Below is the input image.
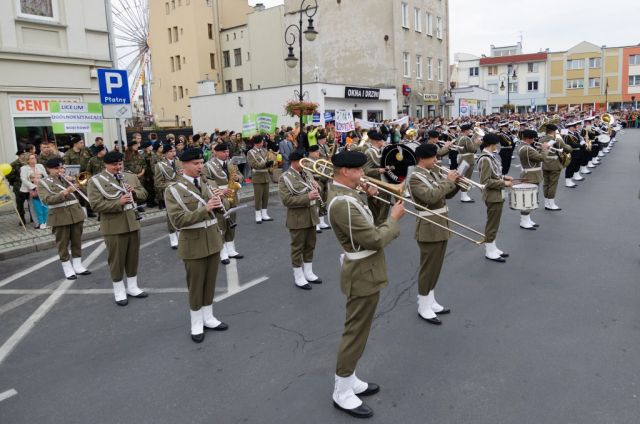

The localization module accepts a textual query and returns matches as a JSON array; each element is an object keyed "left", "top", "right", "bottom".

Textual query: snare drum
[
  {"left": 509, "top": 183, "right": 539, "bottom": 210},
  {"left": 597, "top": 134, "right": 611, "bottom": 144}
]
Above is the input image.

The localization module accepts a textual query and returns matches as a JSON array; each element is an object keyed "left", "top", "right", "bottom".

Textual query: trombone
[
  {"left": 304, "top": 159, "right": 486, "bottom": 245},
  {"left": 433, "top": 164, "right": 484, "bottom": 192},
  {"left": 533, "top": 141, "right": 564, "bottom": 154},
  {"left": 61, "top": 174, "right": 90, "bottom": 203}
]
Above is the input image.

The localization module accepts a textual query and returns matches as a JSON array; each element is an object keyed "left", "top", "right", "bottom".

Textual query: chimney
[{"left": 254, "top": 3, "right": 265, "bottom": 12}]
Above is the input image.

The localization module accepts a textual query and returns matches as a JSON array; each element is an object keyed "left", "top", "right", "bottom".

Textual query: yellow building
[{"left": 547, "top": 41, "right": 623, "bottom": 113}]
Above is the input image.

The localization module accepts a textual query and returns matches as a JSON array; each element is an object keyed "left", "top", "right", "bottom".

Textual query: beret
[
  {"left": 367, "top": 130, "right": 384, "bottom": 141},
  {"left": 427, "top": 130, "right": 440, "bottom": 139},
  {"left": 522, "top": 129, "right": 538, "bottom": 140},
  {"left": 214, "top": 143, "right": 229, "bottom": 151},
  {"left": 141, "top": 141, "right": 152, "bottom": 149},
  {"left": 460, "top": 124, "right": 472, "bottom": 131},
  {"left": 71, "top": 136, "right": 83, "bottom": 145},
  {"left": 415, "top": 143, "right": 438, "bottom": 159},
  {"left": 545, "top": 124, "right": 558, "bottom": 131},
  {"left": 289, "top": 151, "right": 304, "bottom": 162},
  {"left": 331, "top": 151, "right": 367, "bottom": 168},
  {"left": 307, "top": 144, "right": 320, "bottom": 152},
  {"left": 127, "top": 139, "right": 139, "bottom": 147},
  {"left": 104, "top": 151, "right": 124, "bottom": 164},
  {"left": 482, "top": 133, "right": 501, "bottom": 145},
  {"left": 45, "top": 158, "right": 64, "bottom": 168},
  {"left": 162, "top": 143, "right": 174, "bottom": 152},
  {"left": 179, "top": 148, "right": 204, "bottom": 162},
  {"left": 95, "top": 145, "right": 105, "bottom": 153}
]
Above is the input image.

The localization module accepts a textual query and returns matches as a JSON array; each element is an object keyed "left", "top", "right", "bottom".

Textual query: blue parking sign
[{"left": 97, "top": 69, "right": 130, "bottom": 105}]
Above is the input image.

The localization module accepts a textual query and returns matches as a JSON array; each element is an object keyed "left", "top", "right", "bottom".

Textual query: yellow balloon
[{"left": 0, "top": 163, "right": 12, "bottom": 176}]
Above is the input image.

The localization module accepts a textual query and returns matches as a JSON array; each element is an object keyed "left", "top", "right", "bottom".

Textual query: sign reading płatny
[{"left": 49, "top": 102, "right": 103, "bottom": 134}]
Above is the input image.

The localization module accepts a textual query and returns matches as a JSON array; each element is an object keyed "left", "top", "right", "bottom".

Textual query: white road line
[
  {"left": 0, "top": 288, "right": 189, "bottom": 295},
  {"left": 214, "top": 276, "right": 269, "bottom": 302},
  {"left": 0, "top": 243, "right": 105, "bottom": 366},
  {"left": 225, "top": 258, "right": 240, "bottom": 293},
  {"left": 0, "top": 388, "right": 18, "bottom": 402},
  {"left": 0, "top": 239, "right": 103, "bottom": 289},
  {"left": 141, "top": 234, "right": 168, "bottom": 249}
]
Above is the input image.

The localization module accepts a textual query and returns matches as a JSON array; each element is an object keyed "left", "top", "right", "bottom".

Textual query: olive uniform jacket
[
  {"left": 477, "top": 151, "right": 506, "bottom": 204},
  {"left": 408, "top": 166, "right": 458, "bottom": 242},
  {"left": 539, "top": 135, "right": 572, "bottom": 172},
  {"left": 37, "top": 175, "right": 86, "bottom": 227},
  {"left": 517, "top": 144, "right": 547, "bottom": 185},
  {"left": 278, "top": 168, "right": 320, "bottom": 230},
  {"left": 164, "top": 175, "right": 224, "bottom": 260},
  {"left": 246, "top": 148, "right": 270, "bottom": 184},
  {"left": 87, "top": 171, "right": 147, "bottom": 235},
  {"left": 202, "top": 157, "right": 239, "bottom": 189},
  {"left": 154, "top": 159, "right": 180, "bottom": 202},
  {"left": 363, "top": 146, "right": 383, "bottom": 180},
  {"left": 64, "top": 148, "right": 92, "bottom": 172},
  {"left": 457, "top": 135, "right": 477, "bottom": 168},
  {"left": 327, "top": 183, "right": 400, "bottom": 297}
]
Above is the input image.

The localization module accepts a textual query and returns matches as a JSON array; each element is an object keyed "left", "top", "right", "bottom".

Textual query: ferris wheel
[{"left": 111, "top": 0, "right": 151, "bottom": 116}]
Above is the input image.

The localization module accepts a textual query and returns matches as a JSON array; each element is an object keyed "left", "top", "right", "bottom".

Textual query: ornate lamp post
[{"left": 499, "top": 64, "right": 518, "bottom": 114}]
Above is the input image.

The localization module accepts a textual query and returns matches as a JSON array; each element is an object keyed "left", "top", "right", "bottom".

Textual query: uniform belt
[
  {"left": 310, "top": 200, "right": 317, "bottom": 206},
  {"left": 500, "top": 146, "right": 513, "bottom": 149},
  {"left": 48, "top": 200, "right": 79, "bottom": 209},
  {"left": 343, "top": 250, "right": 376, "bottom": 260},
  {"left": 253, "top": 169, "right": 269, "bottom": 172},
  {"left": 523, "top": 167, "right": 542, "bottom": 172},
  {"left": 218, "top": 184, "right": 228, "bottom": 189},
  {"left": 123, "top": 204, "right": 134, "bottom": 211},
  {"left": 418, "top": 206, "right": 448, "bottom": 217},
  {"left": 180, "top": 218, "right": 218, "bottom": 230},
  {"left": 459, "top": 153, "right": 474, "bottom": 157}
]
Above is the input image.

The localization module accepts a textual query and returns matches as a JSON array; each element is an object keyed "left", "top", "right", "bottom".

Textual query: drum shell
[{"left": 509, "top": 183, "right": 539, "bottom": 210}]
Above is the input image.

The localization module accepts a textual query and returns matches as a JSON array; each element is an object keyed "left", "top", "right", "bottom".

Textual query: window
[
  {"left": 208, "top": 24, "right": 213, "bottom": 39},
  {"left": 168, "top": 28, "right": 172, "bottom": 43},
  {"left": 223, "top": 50, "right": 230, "bottom": 68},
  {"left": 588, "top": 57, "right": 601, "bottom": 68},
  {"left": 508, "top": 82, "right": 518, "bottom": 93},
  {"left": 170, "top": 56, "right": 175, "bottom": 72},
  {"left": 225, "top": 80, "right": 233, "bottom": 92},
  {"left": 588, "top": 78, "right": 600, "bottom": 88},
  {"left": 487, "top": 65, "right": 498, "bottom": 75},
  {"left": 247, "top": 51, "right": 250, "bottom": 61},
  {"left": 236, "top": 78, "right": 244, "bottom": 91},
  {"left": 436, "top": 17, "right": 442, "bottom": 39},
  {"left": 19, "top": 0, "right": 56, "bottom": 20},
  {"left": 426, "top": 13, "right": 433, "bottom": 36},
  {"left": 165, "top": 2, "right": 169, "bottom": 14},
  {"left": 416, "top": 55, "right": 423, "bottom": 79},
  {"left": 209, "top": 53, "right": 215, "bottom": 69},
  {"left": 628, "top": 75, "right": 640, "bottom": 86},
  {"left": 172, "top": 86, "right": 177, "bottom": 101},
  {"left": 403, "top": 52, "right": 410, "bottom": 77},
  {"left": 527, "top": 81, "right": 539, "bottom": 91},
  {"left": 567, "top": 59, "right": 584, "bottom": 70},
  {"left": 437, "top": 59, "right": 443, "bottom": 81},
  {"left": 401, "top": 3, "right": 409, "bottom": 28},
  {"left": 566, "top": 79, "right": 584, "bottom": 89},
  {"left": 171, "top": 0, "right": 175, "bottom": 9},
  {"left": 172, "top": 26, "right": 178, "bottom": 42},
  {"left": 234, "top": 48, "right": 242, "bottom": 66},
  {"left": 179, "top": 86, "right": 184, "bottom": 99},
  {"left": 527, "top": 62, "right": 539, "bottom": 73},
  {"left": 174, "top": 55, "right": 181, "bottom": 70},
  {"left": 630, "top": 55, "right": 640, "bottom": 66},
  {"left": 185, "top": 88, "right": 189, "bottom": 95},
  {"left": 414, "top": 8, "right": 421, "bottom": 32},
  {"left": 427, "top": 57, "right": 433, "bottom": 80},
  {"left": 469, "top": 67, "right": 479, "bottom": 77}
]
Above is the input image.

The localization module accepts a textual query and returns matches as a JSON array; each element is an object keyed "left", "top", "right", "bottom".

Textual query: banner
[
  {"left": 242, "top": 113, "right": 257, "bottom": 137},
  {"left": 324, "top": 111, "right": 334, "bottom": 122},
  {"left": 256, "top": 113, "right": 277, "bottom": 133},
  {"left": 355, "top": 118, "right": 379, "bottom": 130},
  {"left": 335, "top": 109, "right": 355, "bottom": 133},
  {"left": 49, "top": 102, "right": 103, "bottom": 134}
]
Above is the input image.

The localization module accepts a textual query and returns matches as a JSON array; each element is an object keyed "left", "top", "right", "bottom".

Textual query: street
[{"left": 1, "top": 130, "right": 639, "bottom": 424}]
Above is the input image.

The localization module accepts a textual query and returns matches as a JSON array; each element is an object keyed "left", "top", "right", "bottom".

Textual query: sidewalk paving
[{"left": 0, "top": 183, "right": 278, "bottom": 260}]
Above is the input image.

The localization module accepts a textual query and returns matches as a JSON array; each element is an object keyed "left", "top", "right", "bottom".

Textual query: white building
[
  {"left": 449, "top": 86, "right": 492, "bottom": 118},
  {"left": 0, "top": 0, "right": 118, "bottom": 162}
]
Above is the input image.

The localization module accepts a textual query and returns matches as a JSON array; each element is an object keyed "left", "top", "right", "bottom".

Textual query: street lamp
[
  {"left": 284, "top": 0, "right": 319, "bottom": 132},
  {"left": 499, "top": 64, "right": 518, "bottom": 113}
]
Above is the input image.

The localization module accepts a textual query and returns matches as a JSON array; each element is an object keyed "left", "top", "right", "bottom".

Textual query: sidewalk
[{"left": 0, "top": 183, "right": 278, "bottom": 260}]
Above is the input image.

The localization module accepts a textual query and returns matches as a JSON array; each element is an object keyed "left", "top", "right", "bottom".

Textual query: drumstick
[{"left": 511, "top": 178, "right": 532, "bottom": 183}]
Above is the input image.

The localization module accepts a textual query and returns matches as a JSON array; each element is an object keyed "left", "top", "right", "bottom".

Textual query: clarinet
[{"left": 114, "top": 173, "right": 142, "bottom": 220}]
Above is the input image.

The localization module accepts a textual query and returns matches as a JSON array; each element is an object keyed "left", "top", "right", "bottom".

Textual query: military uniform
[
  {"left": 478, "top": 149, "right": 508, "bottom": 261},
  {"left": 124, "top": 151, "right": 146, "bottom": 176},
  {"left": 498, "top": 130, "right": 514, "bottom": 175},
  {"left": 517, "top": 143, "right": 547, "bottom": 229},
  {"left": 63, "top": 148, "right": 91, "bottom": 171},
  {"left": 86, "top": 156, "right": 105, "bottom": 176},
  {"left": 165, "top": 174, "right": 227, "bottom": 342},
  {"left": 408, "top": 165, "right": 458, "bottom": 323},
  {"left": 155, "top": 158, "right": 181, "bottom": 247},
  {"left": 278, "top": 166, "right": 321, "bottom": 289},
  {"left": 38, "top": 153, "right": 59, "bottom": 166},
  {"left": 87, "top": 170, "right": 148, "bottom": 305},
  {"left": 363, "top": 145, "right": 390, "bottom": 225},
  {"left": 143, "top": 151, "right": 156, "bottom": 207},
  {"left": 37, "top": 173, "right": 90, "bottom": 279},
  {"left": 247, "top": 146, "right": 272, "bottom": 222},
  {"left": 540, "top": 134, "right": 571, "bottom": 210},
  {"left": 564, "top": 130, "right": 583, "bottom": 186},
  {"left": 457, "top": 134, "right": 477, "bottom": 202}
]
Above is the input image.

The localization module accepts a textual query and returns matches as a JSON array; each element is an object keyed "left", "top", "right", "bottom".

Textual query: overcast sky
[{"left": 250, "top": 0, "right": 637, "bottom": 59}]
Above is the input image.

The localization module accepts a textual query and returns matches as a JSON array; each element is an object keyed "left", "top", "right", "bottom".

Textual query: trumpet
[
  {"left": 433, "top": 164, "right": 485, "bottom": 191},
  {"left": 305, "top": 159, "right": 486, "bottom": 245},
  {"left": 436, "top": 140, "right": 463, "bottom": 151},
  {"left": 533, "top": 141, "right": 564, "bottom": 154},
  {"left": 61, "top": 174, "right": 90, "bottom": 203}
]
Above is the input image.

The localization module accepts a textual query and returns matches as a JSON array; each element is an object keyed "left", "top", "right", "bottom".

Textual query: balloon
[{"left": 0, "top": 163, "right": 12, "bottom": 176}]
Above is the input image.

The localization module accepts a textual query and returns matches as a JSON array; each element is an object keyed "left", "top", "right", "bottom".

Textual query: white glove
[{"left": 580, "top": 140, "right": 586, "bottom": 146}]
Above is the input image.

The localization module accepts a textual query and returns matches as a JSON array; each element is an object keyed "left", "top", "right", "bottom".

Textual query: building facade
[{"left": 0, "top": 0, "right": 117, "bottom": 163}]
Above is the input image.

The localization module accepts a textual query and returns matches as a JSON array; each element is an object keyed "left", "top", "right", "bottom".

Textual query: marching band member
[
  {"left": 582, "top": 117, "right": 600, "bottom": 170},
  {"left": 363, "top": 130, "right": 390, "bottom": 226},
  {"left": 307, "top": 144, "right": 331, "bottom": 232},
  {"left": 576, "top": 120, "right": 593, "bottom": 177},
  {"left": 203, "top": 143, "right": 244, "bottom": 264},
  {"left": 408, "top": 144, "right": 458, "bottom": 325},
  {"left": 478, "top": 134, "right": 512, "bottom": 262},
  {"left": 165, "top": 148, "right": 228, "bottom": 343},
  {"left": 457, "top": 124, "right": 478, "bottom": 203},
  {"left": 447, "top": 124, "right": 460, "bottom": 170},
  {"left": 427, "top": 130, "right": 451, "bottom": 158},
  {"left": 564, "top": 121, "right": 583, "bottom": 187},
  {"left": 37, "top": 158, "right": 91, "bottom": 280},
  {"left": 517, "top": 130, "right": 548, "bottom": 230},
  {"left": 327, "top": 150, "right": 405, "bottom": 418},
  {"left": 247, "top": 135, "right": 273, "bottom": 224},
  {"left": 155, "top": 143, "right": 181, "bottom": 248},
  {"left": 498, "top": 122, "right": 514, "bottom": 176},
  {"left": 539, "top": 124, "right": 571, "bottom": 210},
  {"left": 87, "top": 151, "right": 148, "bottom": 306},
  {"left": 278, "top": 151, "right": 322, "bottom": 290}
]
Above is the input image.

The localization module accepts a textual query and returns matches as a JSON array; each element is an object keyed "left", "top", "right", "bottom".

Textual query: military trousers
[
  {"left": 336, "top": 291, "right": 380, "bottom": 377},
  {"left": 289, "top": 226, "right": 316, "bottom": 267},
  {"left": 499, "top": 148, "right": 513, "bottom": 175},
  {"left": 367, "top": 194, "right": 390, "bottom": 227},
  {"left": 460, "top": 163, "right": 475, "bottom": 193},
  {"left": 104, "top": 230, "right": 140, "bottom": 282},
  {"left": 484, "top": 201, "right": 503, "bottom": 243},
  {"left": 166, "top": 213, "right": 177, "bottom": 234},
  {"left": 253, "top": 182, "right": 270, "bottom": 210},
  {"left": 542, "top": 170, "right": 561, "bottom": 199},
  {"left": 53, "top": 221, "right": 84, "bottom": 262},
  {"left": 223, "top": 212, "right": 236, "bottom": 242},
  {"left": 417, "top": 240, "right": 448, "bottom": 295},
  {"left": 183, "top": 252, "right": 220, "bottom": 310}
]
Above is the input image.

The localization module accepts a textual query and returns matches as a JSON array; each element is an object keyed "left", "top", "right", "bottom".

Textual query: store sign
[
  {"left": 402, "top": 85, "right": 412, "bottom": 96},
  {"left": 423, "top": 93, "right": 440, "bottom": 103},
  {"left": 49, "top": 102, "right": 103, "bottom": 134},
  {"left": 10, "top": 96, "right": 82, "bottom": 115},
  {"left": 344, "top": 86, "right": 380, "bottom": 100}
]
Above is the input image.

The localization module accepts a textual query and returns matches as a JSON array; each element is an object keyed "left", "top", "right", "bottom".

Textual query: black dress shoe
[
  {"left": 229, "top": 254, "right": 244, "bottom": 259},
  {"left": 296, "top": 283, "right": 312, "bottom": 290},
  {"left": 418, "top": 313, "right": 442, "bottom": 325},
  {"left": 205, "top": 322, "right": 228, "bottom": 331},
  {"left": 116, "top": 299, "right": 128, "bottom": 306},
  {"left": 519, "top": 225, "right": 536, "bottom": 231},
  {"left": 256, "top": 221, "right": 262, "bottom": 224},
  {"left": 499, "top": 252, "right": 510, "bottom": 258},
  {"left": 307, "top": 278, "right": 322, "bottom": 284},
  {"left": 434, "top": 308, "right": 451, "bottom": 315},
  {"left": 221, "top": 258, "right": 231, "bottom": 265},
  {"left": 262, "top": 218, "right": 273, "bottom": 222},
  {"left": 128, "top": 291, "right": 148, "bottom": 298},
  {"left": 191, "top": 333, "right": 205, "bottom": 343},
  {"left": 78, "top": 270, "right": 91, "bottom": 276},
  {"left": 357, "top": 383, "right": 380, "bottom": 396},
  {"left": 66, "top": 275, "right": 77, "bottom": 280},
  {"left": 485, "top": 256, "right": 506, "bottom": 263},
  {"left": 171, "top": 246, "right": 178, "bottom": 250},
  {"left": 333, "top": 401, "right": 373, "bottom": 418},
  {"left": 533, "top": 224, "right": 539, "bottom": 228},
  {"left": 545, "top": 207, "right": 562, "bottom": 211},
  {"left": 316, "top": 228, "right": 322, "bottom": 233}
]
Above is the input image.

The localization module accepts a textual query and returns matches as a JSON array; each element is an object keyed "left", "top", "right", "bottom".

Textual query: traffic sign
[{"left": 97, "top": 69, "right": 130, "bottom": 105}]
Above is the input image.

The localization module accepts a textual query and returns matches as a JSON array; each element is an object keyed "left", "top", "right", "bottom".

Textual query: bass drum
[{"left": 381, "top": 142, "right": 419, "bottom": 182}]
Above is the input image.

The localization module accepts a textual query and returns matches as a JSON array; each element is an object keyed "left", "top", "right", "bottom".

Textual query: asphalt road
[{"left": 1, "top": 130, "right": 639, "bottom": 424}]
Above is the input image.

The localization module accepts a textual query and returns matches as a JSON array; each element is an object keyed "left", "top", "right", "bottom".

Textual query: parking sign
[{"left": 97, "top": 69, "right": 132, "bottom": 118}]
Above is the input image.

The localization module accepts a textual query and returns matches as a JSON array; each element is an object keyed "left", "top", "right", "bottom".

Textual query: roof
[{"left": 479, "top": 53, "right": 547, "bottom": 66}]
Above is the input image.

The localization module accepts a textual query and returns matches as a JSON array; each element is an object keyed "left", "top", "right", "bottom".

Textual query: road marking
[
  {"left": 0, "top": 239, "right": 103, "bottom": 289},
  {"left": 0, "top": 243, "right": 105, "bottom": 366},
  {"left": 225, "top": 258, "right": 241, "bottom": 293},
  {"left": 0, "top": 388, "right": 17, "bottom": 402},
  {"left": 215, "top": 276, "right": 269, "bottom": 302}
]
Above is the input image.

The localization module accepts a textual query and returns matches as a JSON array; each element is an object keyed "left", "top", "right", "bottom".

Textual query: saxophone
[{"left": 226, "top": 166, "right": 242, "bottom": 208}]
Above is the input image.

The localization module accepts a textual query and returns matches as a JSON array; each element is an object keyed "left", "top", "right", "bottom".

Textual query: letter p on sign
[{"left": 106, "top": 73, "right": 122, "bottom": 94}]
